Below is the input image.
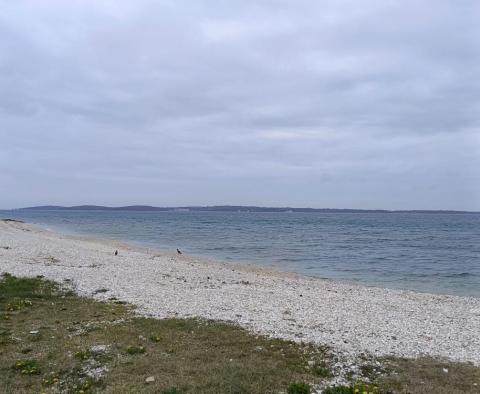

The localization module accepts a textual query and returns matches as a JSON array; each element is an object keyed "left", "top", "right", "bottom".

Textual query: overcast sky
[{"left": 1, "top": 0, "right": 479, "bottom": 210}]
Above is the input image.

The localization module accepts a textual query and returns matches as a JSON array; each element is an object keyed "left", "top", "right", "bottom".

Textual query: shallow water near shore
[{"left": 2, "top": 209, "right": 479, "bottom": 297}]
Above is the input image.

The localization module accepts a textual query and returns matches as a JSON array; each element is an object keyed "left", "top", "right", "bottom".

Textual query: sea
[{"left": 1, "top": 209, "right": 479, "bottom": 297}]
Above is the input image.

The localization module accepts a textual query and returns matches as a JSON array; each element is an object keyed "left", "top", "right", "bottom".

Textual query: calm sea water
[{"left": 2, "top": 210, "right": 479, "bottom": 297}]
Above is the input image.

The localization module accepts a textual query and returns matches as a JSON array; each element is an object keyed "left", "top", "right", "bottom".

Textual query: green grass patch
[
  {"left": 126, "top": 345, "right": 146, "bottom": 355},
  {"left": 0, "top": 273, "right": 59, "bottom": 301},
  {"left": 287, "top": 382, "right": 312, "bottom": 394}
]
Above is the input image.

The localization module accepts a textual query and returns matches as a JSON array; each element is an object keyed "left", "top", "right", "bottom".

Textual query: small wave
[
  {"left": 444, "top": 272, "right": 476, "bottom": 278},
  {"left": 206, "top": 246, "right": 239, "bottom": 251},
  {"left": 403, "top": 272, "right": 477, "bottom": 279}
]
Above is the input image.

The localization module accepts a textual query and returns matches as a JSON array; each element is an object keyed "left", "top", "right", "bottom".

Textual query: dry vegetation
[
  {"left": 0, "top": 273, "right": 478, "bottom": 394},
  {"left": 377, "top": 356, "right": 480, "bottom": 394}
]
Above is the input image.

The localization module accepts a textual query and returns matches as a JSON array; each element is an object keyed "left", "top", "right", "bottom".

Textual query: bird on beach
[
  {"left": 114, "top": 250, "right": 118, "bottom": 256},
  {"left": 177, "top": 248, "right": 182, "bottom": 255}
]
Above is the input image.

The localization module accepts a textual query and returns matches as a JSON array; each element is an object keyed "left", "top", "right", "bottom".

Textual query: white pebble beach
[{"left": 1, "top": 219, "right": 479, "bottom": 367}]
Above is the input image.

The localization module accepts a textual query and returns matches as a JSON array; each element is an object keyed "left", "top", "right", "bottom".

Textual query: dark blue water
[{"left": 2, "top": 210, "right": 479, "bottom": 297}]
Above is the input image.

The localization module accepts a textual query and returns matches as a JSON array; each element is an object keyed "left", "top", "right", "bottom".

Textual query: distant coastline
[{"left": 11, "top": 205, "right": 480, "bottom": 214}]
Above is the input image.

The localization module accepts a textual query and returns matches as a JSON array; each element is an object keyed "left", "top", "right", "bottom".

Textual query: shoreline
[
  {"left": 8, "top": 219, "right": 479, "bottom": 302},
  {"left": 1, "top": 219, "right": 479, "bottom": 367},
  {"left": 8, "top": 218, "right": 478, "bottom": 300}
]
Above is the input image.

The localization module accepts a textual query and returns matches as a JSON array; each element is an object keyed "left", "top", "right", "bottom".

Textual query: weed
[
  {"left": 313, "top": 366, "right": 331, "bottom": 377},
  {"left": 126, "top": 345, "right": 146, "bottom": 355},
  {"left": 150, "top": 334, "right": 162, "bottom": 342},
  {"left": 13, "top": 359, "right": 40, "bottom": 375},
  {"left": 75, "top": 350, "right": 93, "bottom": 360},
  {"left": 287, "top": 382, "right": 311, "bottom": 394},
  {"left": 5, "top": 299, "right": 33, "bottom": 311}
]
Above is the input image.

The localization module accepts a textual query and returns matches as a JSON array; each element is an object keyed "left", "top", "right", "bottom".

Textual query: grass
[
  {"left": 125, "top": 345, "right": 146, "bottom": 355},
  {"left": 287, "top": 382, "right": 312, "bottom": 394},
  {"left": 0, "top": 273, "right": 479, "bottom": 394},
  {"left": 0, "top": 273, "right": 330, "bottom": 393}
]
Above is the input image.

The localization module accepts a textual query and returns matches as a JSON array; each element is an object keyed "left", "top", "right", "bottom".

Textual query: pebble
[{"left": 90, "top": 345, "right": 109, "bottom": 354}]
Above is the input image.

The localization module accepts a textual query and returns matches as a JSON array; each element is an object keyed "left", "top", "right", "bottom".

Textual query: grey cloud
[{"left": 0, "top": 0, "right": 479, "bottom": 209}]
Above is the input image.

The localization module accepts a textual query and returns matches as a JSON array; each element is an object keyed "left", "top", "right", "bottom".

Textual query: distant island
[{"left": 15, "top": 205, "right": 478, "bottom": 214}]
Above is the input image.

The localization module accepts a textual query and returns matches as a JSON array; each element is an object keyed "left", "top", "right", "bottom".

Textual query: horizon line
[{"left": 3, "top": 204, "right": 479, "bottom": 214}]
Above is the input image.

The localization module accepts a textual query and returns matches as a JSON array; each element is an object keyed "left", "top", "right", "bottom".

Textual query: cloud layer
[{"left": 1, "top": 0, "right": 479, "bottom": 209}]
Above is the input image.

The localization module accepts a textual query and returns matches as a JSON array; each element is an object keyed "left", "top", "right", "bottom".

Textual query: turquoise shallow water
[{"left": 2, "top": 210, "right": 479, "bottom": 297}]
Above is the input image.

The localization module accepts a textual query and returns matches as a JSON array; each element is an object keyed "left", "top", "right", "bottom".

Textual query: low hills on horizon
[{"left": 13, "top": 205, "right": 478, "bottom": 214}]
